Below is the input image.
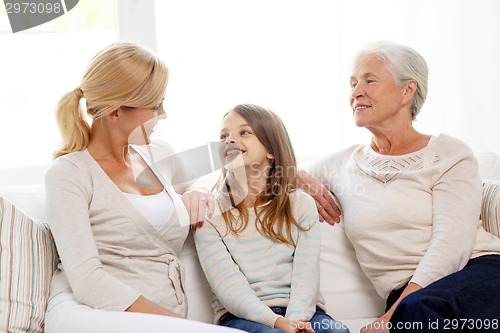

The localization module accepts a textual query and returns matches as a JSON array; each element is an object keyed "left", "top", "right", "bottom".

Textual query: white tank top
[{"left": 123, "top": 189, "right": 174, "bottom": 230}]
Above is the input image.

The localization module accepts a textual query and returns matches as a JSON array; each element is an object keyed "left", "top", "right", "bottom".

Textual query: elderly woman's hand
[
  {"left": 297, "top": 170, "right": 341, "bottom": 225},
  {"left": 360, "top": 315, "right": 391, "bottom": 333},
  {"left": 181, "top": 190, "right": 215, "bottom": 229}
]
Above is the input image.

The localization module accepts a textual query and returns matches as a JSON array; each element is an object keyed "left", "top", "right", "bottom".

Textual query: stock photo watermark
[
  {"left": 363, "top": 318, "right": 499, "bottom": 331},
  {"left": 3, "top": 0, "right": 79, "bottom": 33}
]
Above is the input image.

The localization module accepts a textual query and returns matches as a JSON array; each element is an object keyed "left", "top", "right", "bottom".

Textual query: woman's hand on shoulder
[
  {"left": 181, "top": 190, "right": 215, "bottom": 229},
  {"left": 297, "top": 170, "right": 341, "bottom": 225}
]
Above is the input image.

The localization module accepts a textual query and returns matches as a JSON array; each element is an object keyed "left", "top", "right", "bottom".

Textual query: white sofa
[{"left": 1, "top": 154, "right": 499, "bottom": 333}]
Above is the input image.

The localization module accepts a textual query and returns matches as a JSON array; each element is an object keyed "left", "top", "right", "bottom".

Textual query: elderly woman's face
[{"left": 349, "top": 55, "right": 408, "bottom": 129}]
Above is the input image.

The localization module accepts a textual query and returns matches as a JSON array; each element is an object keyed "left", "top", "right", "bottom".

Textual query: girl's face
[{"left": 219, "top": 112, "right": 274, "bottom": 175}]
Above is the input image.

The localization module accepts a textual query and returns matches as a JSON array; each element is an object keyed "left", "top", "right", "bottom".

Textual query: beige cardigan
[{"left": 44, "top": 142, "right": 197, "bottom": 316}]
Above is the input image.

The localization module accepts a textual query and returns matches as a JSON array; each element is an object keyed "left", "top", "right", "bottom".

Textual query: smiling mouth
[
  {"left": 225, "top": 148, "right": 244, "bottom": 157},
  {"left": 354, "top": 105, "right": 371, "bottom": 112}
]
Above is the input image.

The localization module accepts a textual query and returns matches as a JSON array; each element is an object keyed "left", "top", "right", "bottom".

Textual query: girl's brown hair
[{"left": 216, "top": 104, "right": 306, "bottom": 246}]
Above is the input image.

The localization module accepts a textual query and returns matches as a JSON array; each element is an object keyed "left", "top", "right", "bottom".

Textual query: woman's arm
[
  {"left": 46, "top": 158, "right": 183, "bottom": 316},
  {"left": 411, "top": 144, "right": 481, "bottom": 288},
  {"left": 362, "top": 140, "right": 482, "bottom": 333},
  {"left": 181, "top": 190, "right": 214, "bottom": 227},
  {"left": 126, "top": 296, "right": 183, "bottom": 317},
  {"left": 45, "top": 159, "right": 140, "bottom": 311},
  {"left": 297, "top": 170, "right": 341, "bottom": 225},
  {"left": 361, "top": 282, "right": 422, "bottom": 333},
  {"left": 133, "top": 141, "right": 215, "bottom": 225}
]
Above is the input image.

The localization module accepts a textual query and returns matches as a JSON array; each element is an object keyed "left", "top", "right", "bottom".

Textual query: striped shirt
[{"left": 194, "top": 190, "right": 325, "bottom": 328}]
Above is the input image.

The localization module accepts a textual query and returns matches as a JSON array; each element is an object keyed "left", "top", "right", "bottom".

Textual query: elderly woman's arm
[
  {"left": 360, "top": 282, "right": 422, "bottom": 333},
  {"left": 362, "top": 139, "right": 482, "bottom": 333},
  {"left": 296, "top": 170, "right": 341, "bottom": 225},
  {"left": 411, "top": 142, "right": 481, "bottom": 288}
]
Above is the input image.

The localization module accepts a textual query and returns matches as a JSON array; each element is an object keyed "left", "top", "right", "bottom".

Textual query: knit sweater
[
  {"left": 307, "top": 134, "right": 500, "bottom": 299},
  {"left": 194, "top": 190, "right": 326, "bottom": 328},
  {"left": 44, "top": 142, "right": 195, "bottom": 316}
]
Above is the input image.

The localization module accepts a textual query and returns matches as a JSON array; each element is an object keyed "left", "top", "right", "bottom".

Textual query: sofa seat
[{"left": 1, "top": 163, "right": 499, "bottom": 332}]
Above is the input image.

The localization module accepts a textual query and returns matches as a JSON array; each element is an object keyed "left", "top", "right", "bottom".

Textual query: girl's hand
[
  {"left": 293, "top": 319, "right": 316, "bottom": 333},
  {"left": 275, "top": 317, "right": 315, "bottom": 333},
  {"left": 181, "top": 190, "right": 215, "bottom": 229}
]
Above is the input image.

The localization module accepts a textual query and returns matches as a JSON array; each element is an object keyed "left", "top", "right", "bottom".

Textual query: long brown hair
[
  {"left": 216, "top": 104, "right": 306, "bottom": 246},
  {"left": 53, "top": 42, "right": 168, "bottom": 159}
]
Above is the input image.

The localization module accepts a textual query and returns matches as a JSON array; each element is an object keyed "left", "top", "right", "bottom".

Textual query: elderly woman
[{"left": 299, "top": 41, "right": 500, "bottom": 332}]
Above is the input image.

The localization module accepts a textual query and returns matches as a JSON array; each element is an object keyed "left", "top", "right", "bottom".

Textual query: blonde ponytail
[{"left": 53, "top": 88, "right": 90, "bottom": 159}]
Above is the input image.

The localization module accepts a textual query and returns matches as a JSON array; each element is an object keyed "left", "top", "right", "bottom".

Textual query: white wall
[
  {"left": 1, "top": 0, "right": 499, "bottom": 176},
  {"left": 151, "top": 0, "right": 500, "bottom": 160}
]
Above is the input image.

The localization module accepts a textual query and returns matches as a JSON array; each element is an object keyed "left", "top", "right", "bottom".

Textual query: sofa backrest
[{"left": 0, "top": 152, "right": 499, "bottom": 332}]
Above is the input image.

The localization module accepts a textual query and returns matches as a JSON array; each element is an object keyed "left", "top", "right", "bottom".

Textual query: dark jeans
[
  {"left": 218, "top": 306, "right": 350, "bottom": 333},
  {"left": 387, "top": 254, "right": 500, "bottom": 332}
]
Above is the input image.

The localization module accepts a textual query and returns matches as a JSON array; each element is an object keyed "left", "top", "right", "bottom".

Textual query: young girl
[{"left": 194, "top": 104, "right": 349, "bottom": 333}]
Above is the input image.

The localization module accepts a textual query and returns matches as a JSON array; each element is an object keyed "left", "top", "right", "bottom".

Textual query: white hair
[{"left": 353, "top": 41, "right": 429, "bottom": 120}]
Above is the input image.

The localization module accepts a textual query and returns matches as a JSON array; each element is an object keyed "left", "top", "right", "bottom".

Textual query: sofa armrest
[{"left": 481, "top": 179, "right": 500, "bottom": 237}]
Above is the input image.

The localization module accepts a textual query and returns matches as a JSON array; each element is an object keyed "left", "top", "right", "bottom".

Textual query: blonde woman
[
  {"left": 194, "top": 104, "right": 349, "bottom": 333},
  {"left": 44, "top": 42, "right": 242, "bottom": 333}
]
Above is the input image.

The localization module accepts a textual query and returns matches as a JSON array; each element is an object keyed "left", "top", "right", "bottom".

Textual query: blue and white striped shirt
[{"left": 194, "top": 190, "right": 326, "bottom": 328}]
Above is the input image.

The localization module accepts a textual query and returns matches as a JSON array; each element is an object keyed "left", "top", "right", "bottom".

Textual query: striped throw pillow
[
  {"left": 481, "top": 180, "right": 500, "bottom": 237},
  {"left": 0, "top": 197, "right": 57, "bottom": 333}
]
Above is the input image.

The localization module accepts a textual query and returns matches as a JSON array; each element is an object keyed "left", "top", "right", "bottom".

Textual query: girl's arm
[
  {"left": 194, "top": 220, "right": 282, "bottom": 328},
  {"left": 285, "top": 192, "right": 321, "bottom": 321}
]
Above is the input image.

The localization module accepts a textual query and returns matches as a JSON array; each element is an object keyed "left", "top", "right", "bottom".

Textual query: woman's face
[
  {"left": 124, "top": 100, "right": 166, "bottom": 145},
  {"left": 349, "top": 55, "right": 408, "bottom": 130}
]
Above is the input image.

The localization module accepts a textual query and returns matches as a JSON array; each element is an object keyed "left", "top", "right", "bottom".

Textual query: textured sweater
[
  {"left": 307, "top": 134, "right": 500, "bottom": 299},
  {"left": 44, "top": 142, "right": 196, "bottom": 316},
  {"left": 194, "top": 190, "right": 326, "bottom": 328}
]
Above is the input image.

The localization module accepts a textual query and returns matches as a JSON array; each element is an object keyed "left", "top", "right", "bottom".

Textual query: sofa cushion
[
  {"left": 179, "top": 232, "right": 214, "bottom": 323},
  {"left": 0, "top": 185, "right": 45, "bottom": 220},
  {"left": 482, "top": 180, "right": 500, "bottom": 237},
  {"left": 319, "top": 222, "right": 385, "bottom": 320},
  {"left": 477, "top": 151, "right": 500, "bottom": 180},
  {"left": 0, "top": 197, "right": 57, "bottom": 333}
]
